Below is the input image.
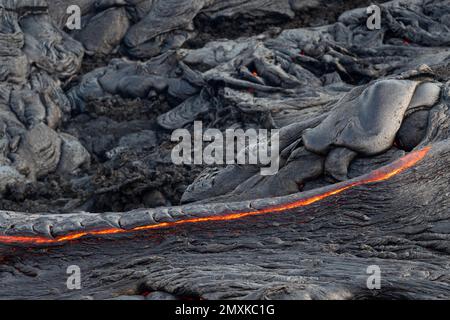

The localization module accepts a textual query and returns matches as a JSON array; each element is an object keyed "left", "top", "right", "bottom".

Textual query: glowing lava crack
[{"left": 0, "top": 147, "right": 431, "bottom": 246}]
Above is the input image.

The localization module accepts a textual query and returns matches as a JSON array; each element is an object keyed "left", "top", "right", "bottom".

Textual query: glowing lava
[{"left": 0, "top": 147, "right": 431, "bottom": 246}]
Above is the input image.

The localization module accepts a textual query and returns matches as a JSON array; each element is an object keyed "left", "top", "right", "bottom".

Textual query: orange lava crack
[{"left": 0, "top": 146, "right": 431, "bottom": 245}]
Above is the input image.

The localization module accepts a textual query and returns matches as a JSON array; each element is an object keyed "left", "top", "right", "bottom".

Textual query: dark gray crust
[
  {"left": 0, "top": 142, "right": 449, "bottom": 299},
  {"left": 0, "top": 0, "right": 450, "bottom": 300}
]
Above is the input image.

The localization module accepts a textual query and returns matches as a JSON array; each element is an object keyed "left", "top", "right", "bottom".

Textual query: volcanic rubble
[{"left": 0, "top": 0, "right": 450, "bottom": 300}]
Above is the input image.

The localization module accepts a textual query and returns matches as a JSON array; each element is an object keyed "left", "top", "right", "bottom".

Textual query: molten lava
[{"left": 0, "top": 147, "right": 431, "bottom": 246}]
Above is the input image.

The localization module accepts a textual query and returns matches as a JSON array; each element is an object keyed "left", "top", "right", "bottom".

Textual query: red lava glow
[{"left": 0, "top": 147, "right": 431, "bottom": 246}]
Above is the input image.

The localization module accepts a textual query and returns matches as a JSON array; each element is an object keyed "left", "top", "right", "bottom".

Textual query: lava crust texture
[{"left": 0, "top": 0, "right": 450, "bottom": 300}]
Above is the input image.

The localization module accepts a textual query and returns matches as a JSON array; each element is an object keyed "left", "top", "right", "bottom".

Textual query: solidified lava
[
  {"left": 0, "top": 146, "right": 431, "bottom": 245},
  {"left": 0, "top": 0, "right": 450, "bottom": 301}
]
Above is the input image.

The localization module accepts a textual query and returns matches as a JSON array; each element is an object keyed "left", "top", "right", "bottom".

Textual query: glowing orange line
[{"left": 0, "top": 147, "right": 431, "bottom": 246}]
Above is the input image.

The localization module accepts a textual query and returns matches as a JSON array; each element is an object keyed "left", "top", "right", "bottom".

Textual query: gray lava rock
[
  {"left": 324, "top": 147, "right": 358, "bottom": 181},
  {"left": 303, "top": 80, "right": 419, "bottom": 156},
  {"left": 15, "top": 123, "right": 62, "bottom": 179},
  {"left": 20, "top": 14, "right": 84, "bottom": 78},
  {"left": 123, "top": 0, "right": 209, "bottom": 58},
  {"left": 75, "top": 7, "right": 130, "bottom": 55},
  {"left": 146, "top": 291, "right": 179, "bottom": 300},
  {"left": 57, "top": 133, "right": 91, "bottom": 175},
  {"left": 1, "top": 0, "right": 450, "bottom": 302},
  {"left": 397, "top": 110, "right": 430, "bottom": 151},
  {"left": 0, "top": 165, "right": 26, "bottom": 193}
]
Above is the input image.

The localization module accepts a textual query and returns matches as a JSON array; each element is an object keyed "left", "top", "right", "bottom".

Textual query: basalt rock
[
  {"left": 68, "top": 52, "right": 203, "bottom": 112},
  {"left": 1, "top": 0, "right": 450, "bottom": 301},
  {"left": 0, "top": 1, "right": 89, "bottom": 194},
  {"left": 175, "top": 0, "right": 450, "bottom": 203},
  {"left": 46, "top": 0, "right": 328, "bottom": 58}
]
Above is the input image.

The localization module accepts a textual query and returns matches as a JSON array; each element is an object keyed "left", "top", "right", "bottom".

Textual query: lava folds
[{"left": 0, "top": 146, "right": 431, "bottom": 246}]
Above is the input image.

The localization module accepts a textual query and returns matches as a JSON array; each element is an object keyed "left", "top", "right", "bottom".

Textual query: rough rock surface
[{"left": 0, "top": 0, "right": 450, "bottom": 300}]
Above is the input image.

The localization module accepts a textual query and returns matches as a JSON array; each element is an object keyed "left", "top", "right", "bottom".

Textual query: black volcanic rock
[{"left": 0, "top": 0, "right": 450, "bottom": 301}]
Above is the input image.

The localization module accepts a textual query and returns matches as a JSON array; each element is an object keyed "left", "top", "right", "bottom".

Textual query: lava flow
[{"left": 0, "top": 146, "right": 431, "bottom": 246}]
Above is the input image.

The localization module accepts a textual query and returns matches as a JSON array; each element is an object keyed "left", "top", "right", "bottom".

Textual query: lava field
[{"left": 0, "top": 0, "right": 450, "bottom": 300}]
